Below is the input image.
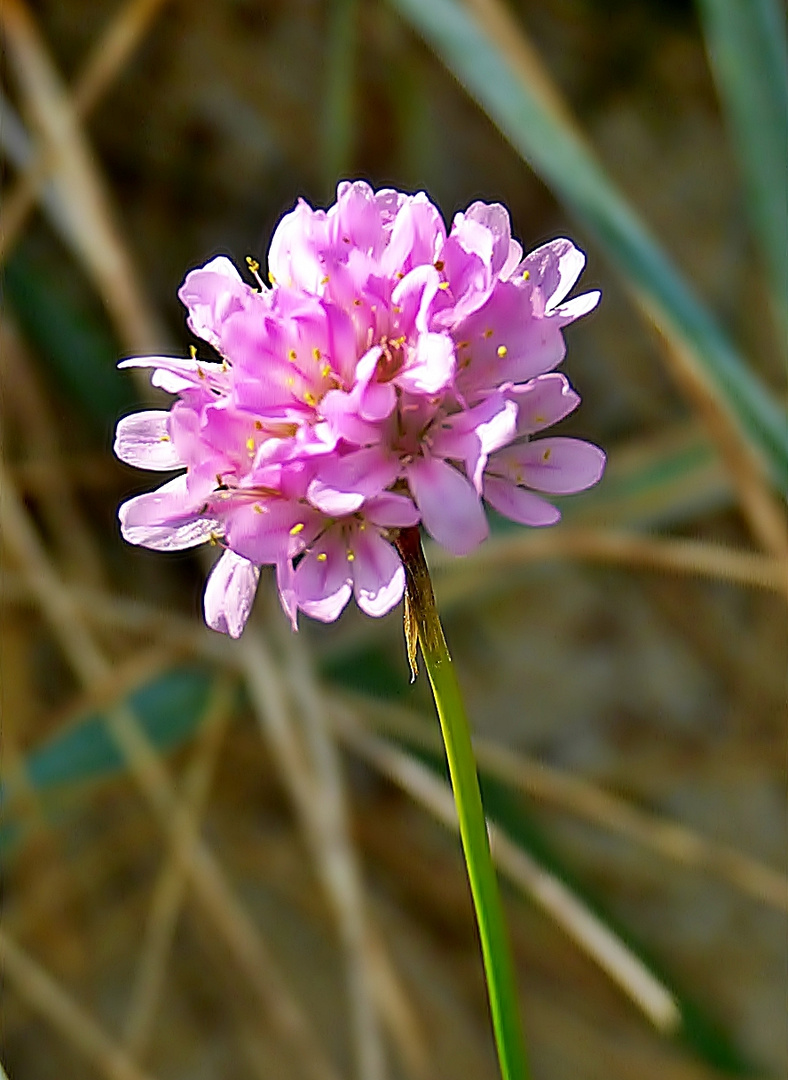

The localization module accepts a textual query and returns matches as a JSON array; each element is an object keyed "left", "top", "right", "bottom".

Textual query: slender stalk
[{"left": 396, "top": 527, "right": 530, "bottom": 1080}]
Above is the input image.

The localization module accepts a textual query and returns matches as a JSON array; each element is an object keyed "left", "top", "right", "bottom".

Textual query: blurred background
[{"left": 1, "top": 1, "right": 786, "bottom": 1078}]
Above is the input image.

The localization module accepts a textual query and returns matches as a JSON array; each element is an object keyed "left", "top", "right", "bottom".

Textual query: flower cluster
[{"left": 116, "top": 182, "right": 604, "bottom": 635}]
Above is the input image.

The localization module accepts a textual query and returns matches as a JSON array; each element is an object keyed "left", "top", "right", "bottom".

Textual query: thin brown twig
[
  {"left": 0, "top": 930, "right": 158, "bottom": 1080},
  {"left": 0, "top": 462, "right": 340, "bottom": 1080}
]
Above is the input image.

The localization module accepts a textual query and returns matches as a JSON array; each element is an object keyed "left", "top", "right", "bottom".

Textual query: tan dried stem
[
  {"left": 121, "top": 679, "right": 235, "bottom": 1059},
  {"left": 344, "top": 694, "right": 788, "bottom": 914},
  {"left": 0, "top": 0, "right": 167, "bottom": 354},
  {"left": 333, "top": 710, "right": 682, "bottom": 1034},
  {"left": 0, "top": 930, "right": 157, "bottom": 1080},
  {"left": 0, "top": 0, "right": 170, "bottom": 273},
  {"left": 427, "top": 527, "right": 788, "bottom": 606},
  {"left": 239, "top": 620, "right": 387, "bottom": 1080},
  {"left": 0, "top": 462, "right": 340, "bottom": 1080},
  {"left": 0, "top": 316, "right": 107, "bottom": 587}
]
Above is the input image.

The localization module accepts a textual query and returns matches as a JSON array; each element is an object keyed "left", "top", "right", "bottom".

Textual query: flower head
[{"left": 116, "top": 182, "right": 604, "bottom": 635}]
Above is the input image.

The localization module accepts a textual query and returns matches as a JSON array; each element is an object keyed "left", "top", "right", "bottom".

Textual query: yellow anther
[
  {"left": 312, "top": 347, "right": 321, "bottom": 360},
  {"left": 304, "top": 391, "right": 317, "bottom": 407},
  {"left": 255, "top": 419, "right": 263, "bottom": 430},
  {"left": 321, "top": 364, "right": 332, "bottom": 378},
  {"left": 497, "top": 345, "right": 508, "bottom": 358},
  {"left": 438, "top": 281, "right": 450, "bottom": 291},
  {"left": 253, "top": 503, "right": 264, "bottom": 514},
  {"left": 268, "top": 270, "right": 276, "bottom": 285},
  {"left": 353, "top": 298, "right": 362, "bottom": 306},
  {"left": 542, "top": 448, "right": 552, "bottom": 461},
  {"left": 197, "top": 365, "right": 206, "bottom": 379},
  {"left": 395, "top": 272, "right": 404, "bottom": 280},
  {"left": 159, "top": 434, "right": 171, "bottom": 442},
  {"left": 392, "top": 305, "right": 402, "bottom": 314},
  {"left": 286, "top": 376, "right": 295, "bottom": 387},
  {"left": 320, "top": 275, "right": 330, "bottom": 285},
  {"left": 346, "top": 550, "right": 355, "bottom": 562},
  {"left": 534, "top": 414, "right": 546, "bottom": 425},
  {"left": 289, "top": 522, "right": 305, "bottom": 535},
  {"left": 434, "top": 259, "right": 445, "bottom": 271},
  {"left": 288, "top": 348, "right": 297, "bottom": 361},
  {"left": 209, "top": 531, "right": 221, "bottom": 546},
  {"left": 190, "top": 345, "right": 198, "bottom": 360},
  {"left": 246, "top": 437, "right": 256, "bottom": 452},
  {"left": 457, "top": 340, "right": 469, "bottom": 349},
  {"left": 246, "top": 256, "right": 260, "bottom": 273},
  {"left": 522, "top": 269, "right": 530, "bottom": 281},
  {"left": 483, "top": 328, "right": 493, "bottom": 339},
  {"left": 317, "top": 552, "right": 328, "bottom": 562}
]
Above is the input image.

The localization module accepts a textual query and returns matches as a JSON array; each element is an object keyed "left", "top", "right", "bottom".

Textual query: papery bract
[{"left": 116, "top": 181, "right": 604, "bottom": 634}]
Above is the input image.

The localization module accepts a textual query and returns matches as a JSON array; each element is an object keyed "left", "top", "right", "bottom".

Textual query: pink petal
[
  {"left": 351, "top": 529, "right": 405, "bottom": 617},
  {"left": 463, "top": 201, "right": 513, "bottom": 275},
  {"left": 483, "top": 476, "right": 561, "bottom": 526},
  {"left": 397, "top": 332, "right": 455, "bottom": 396},
  {"left": 204, "top": 550, "right": 260, "bottom": 638},
  {"left": 119, "top": 476, "right": 219, "bottom": 551},
  {"left": 521, "top": 238, "right": 586, "bottom": 309},
  {"left": 406, "top": 457, "right": 488, "bottom": 556},
  {"left": 510, "top": 374, "right": 580, "bottom": 435},
  {"left": 292, "top": 533, "right": 352, "bottom": 622},
  {"left": 114, "top": 411, "right": 184, "bottom": 471},
  {"left": 494, "top": 437, "right": 606, "bottom": 494},
  {"left": 178, "top": 256, "right": 249, "bottom": 349},
  {"left": 307, "top": 447, "right": 400, "bottom": 515},
  {"left": 225, "top": 500, "right": 318, "bottom": 565},
  {"left": 364, "top": 492, "right": 420, "bottom": 528},
  {"left": 553, "top": 290, "right": 601, "bottom": 325},
  {"left": 431, "top": 394, "right": 518, "bottom": 491}
]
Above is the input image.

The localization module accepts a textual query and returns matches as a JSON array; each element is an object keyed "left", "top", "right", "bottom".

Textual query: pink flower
[{"left": 116, "top": 182, "right": 604, "bottom": 634}]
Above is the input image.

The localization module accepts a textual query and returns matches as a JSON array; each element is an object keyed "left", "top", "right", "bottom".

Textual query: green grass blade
[
  {"left": 696, "top": 0, "right": 788, "bottom": 334},
  {"left": 389, "top": 0, "right": 788, "bottom": 490}
]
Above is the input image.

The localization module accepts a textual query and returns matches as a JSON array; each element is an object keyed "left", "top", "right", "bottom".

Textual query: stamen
[
  {"left": 346, "top": 550, "right": 355, "bottom": 562},
  {"left": 254, "top": 420, "right": 263, "bottom": 430},
  {"left": 317, "top": 552, "right": 328, "bottom": 562},
  {"left": 312, "top": 347, "right": 321, "bottom": 360},
  {"left": 290, "top": 522, "right": 305, "bottom": 535},
  {"left": 522, "top": 269, "right": 530, "bottom": 281},
  {"left": 288, "top": 348, "right": 297, "bottom": 362},
  {"left": 246, "top": 437, "right": 255, "bottom": 452},
  {"left": 483, "top": 328, "right": 493, "bottom": 339},
  {"left": 320, "top": 275, "right": 330, "bottom": 286},
  {"left": 497, "top": 345, "right": 508, "bottom": 358},
  {"left": 304, "top": 391, "right": 317, "bottom": 407},
  {"left": 438, "top": 281, "right": 450, "bottom": 291},
  {"left": 434, "top": 259, "right": 445, "bottom": 271}
]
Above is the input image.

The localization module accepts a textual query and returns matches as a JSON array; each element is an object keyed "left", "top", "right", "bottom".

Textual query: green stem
[{"left": 396, "top": 527, "right": 530, "bottom": 1080}]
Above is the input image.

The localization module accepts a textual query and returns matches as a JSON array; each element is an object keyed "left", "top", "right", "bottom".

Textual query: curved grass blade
[
  {"left": 696, "top": 0, "right": 788, "bottom": 337},
  {"left": 389, "top": 0, "right": 788, "bottom": 491}
]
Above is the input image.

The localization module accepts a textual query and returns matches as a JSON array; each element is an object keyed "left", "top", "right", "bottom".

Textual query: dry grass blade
[
  {"left": 335, "top": 709, "right": 682, "bottom": 1033},
  {"left": 0, "top": 316, "right": 107, "bottom": 587},
  {"left": 0, "top": 0, "right": 170, "bottom": 265},
  {"left": 462, "top": 0, "right": 787, "bottom": 549},
  {"left": 0, "top": 464, "right": 341, "bottom": 1080},
  {"left": 121, "top": 679, "right": 235, "bottom": 1059},
  {"left": 427, "top": 528, "right": 788, "bottom": 606},
  {"left": 270, "top": 617, "right": 388, "bottom": 1080},
  {"left": 350, "top": 695, "right": 788, "bottom": 914},
  {"left": 0, "top": 0, "right": 166, "bottom": 353},
  {"left": 0, "top": 930, "right": 158, "bottom": 1080},
  {"left": 240, "top": 622, "right": 388, "bottom": 1080}
]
